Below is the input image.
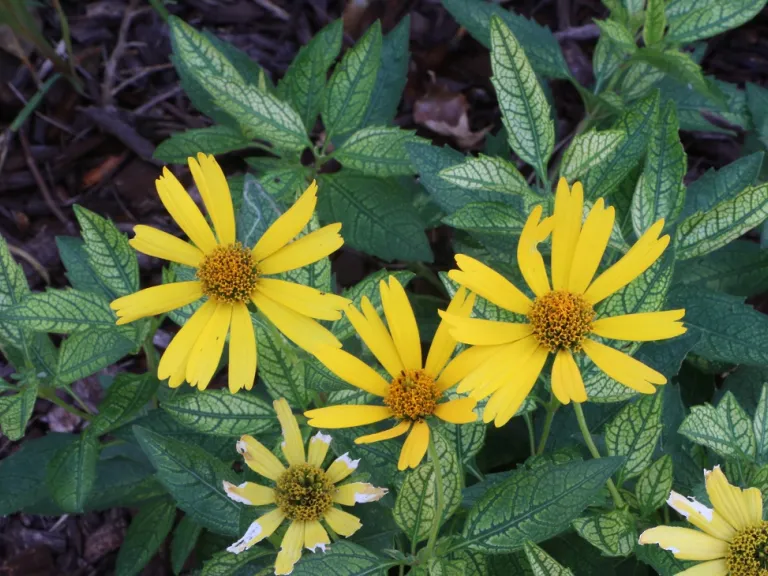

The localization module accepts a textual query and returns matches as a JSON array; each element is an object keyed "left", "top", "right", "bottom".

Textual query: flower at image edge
[
  {"left": 304, "top": 276, "right": 487, "bottom": 470},
  {"left": 225, "top": 398, "right": 387, "bottom": 575},
  {"left": 110, "top": 153, "right": 348, "bottom": 393},
  {"left": 639, "top": 466, "right": 765, "bottom": 576},
  {"left": 440, "top": 178, "right": 686, "bottom": 426}
]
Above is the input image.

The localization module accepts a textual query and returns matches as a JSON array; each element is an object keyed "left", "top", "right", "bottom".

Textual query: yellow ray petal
[
  {"left": 275, "top": 520, "right": 304, "bottom": 576},
  {"left": 449, "top": 254, "right": 532, "bottom": 314},
  {"left": 666, "top": 491, "right": 736, "bottom": 542},
  {"left": 257, "top": 223, "right": 343, "bottom": 275},
  {"left": 158, "top": 299, "right": 216, "bottom": 381},
  {"left": 354, "top": 420, "right": 411, "bottom": 444},
  {"left": 705, "top": 465, "right": 761, "bottom": 531},
  {"left": 591, "top": 309, "right": 687, "bottom": 342},
  {"left": 255, "top": 278, "right": 348, "bottom": 321},
  {"left": 311, "top": 344, "right": 390, "bottom": 397},
  {"left": 551, "top": 349, "right": 586, "bottom": 405},
  {"left": 434, "top": 398, "right": 477, "bottom": 424},
  {"left": 129, "top": 225, "right": 204, "bottom": 268},
  {"left": 111, "top": 281, "right": 203, "bottom": 325},
  {"left": 237, "top": 435, "right": 286, "bottom": 481},
  {"left": 274, "top": 398, "right": 305, "bottom": 466},
  {"left": 425, "top": 288, "right": 475, "bottom": 378},
  {"left": 222, "top": 481, "right": 275, "bottom": 506},
  {"left": 304, "top": 520, "right": 330, "bottom": 553},
  {"left": 325, "top": 453, "right": 361, "bottom": 484},
  {"left": 252, "top": 181, "right": 318, "bottom": 262},
  {"left": 398, "top": 420, "right": 429, "bottom": 470},
  {"left": 346, "top": 298, "right": 403, "bottom": 378},
  {"left": 380, "top": 276, "right": 422, "bottom": 371},
  {"left": 307, "top": 432, "right": 332, "bottom": 468},
  {"left": 189, "top": 153, "right": 236, "bottom": 245},
  {"left": 252, "top": 290, "right": 341, "bottom": 351},
  {"left": 567, "top": 198, "right": 615, "bottom": 293},
  {"left": 228, "top": 303, "right": 257, "bottom": 393},
  {"left": 323, "top": 507, "right": 362, "bottom": 537},
  {"left": 333, "top": 482, "right": 388, "bottom": 506},
  {"left": 552, "top": 178, "right": 583, "bottom": 290},
  {"left": 227, "top": 508, "right": 285, "bottom": 554},
  {"left": 582, "top": 338, "right": 666, "bottom": 394},
  {"left": 438, "top": 311, "right": 533, "bottom": 346},
  {"left": 185, "top": 302, "right": 232, "bottom": 390},
  {"left": 676, "top": 560, "right": 728, "bottom": 576},
  {"left": 304, "top": 405, "right": 393, "bottom": 429},
  {"left": 458, "top": 336, "right": 539, "bottom": 397},
  {"left": 517, "top": 205, "right": 551, "bottom": 297},
  {"left": 437, "top": 344, "right": 503, "bottom": 392},
  {"left": 486, "top": 345, "right": 548, "bottom": 427},
  {"left": 638, "top": 526, "right": 729, "bottom": 561},
  {"left": 156, "top": 168, "right": 217, "bottom": 253}
]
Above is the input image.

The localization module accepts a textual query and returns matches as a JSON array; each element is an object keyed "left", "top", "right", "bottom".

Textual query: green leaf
[
  {"left": 443, "top": 202, "right": 527, "bottom": 249},
  {"left": 523, "top": 541, "right": 574, "bottom": 575},
  {"left": 754, "top": 385, "right": 768, "bottom": 464},
  {"left": 115, "top": 499, "right": 176, "bottom": 576},
  {"left": 572, "top": 510, "right": 636, "bottom": 557},
  {"left": 673, "top": 240, "right": 768, "bottom": 297},
  {"left": 0, "top": 288, "right": 115, "bottom": 333},
  {"left": 236, "top": 174, "right": 283, "bottom": 249},
  {"left": 333, "top": 126, "right": 420, "bottom": 176},
  {"left": 89, "top": 372, "right": 159, "bottom": 437},
  {"left": 619, "top": 61, "right": 666, "bottom": 101},
  {"left": 292, "top": 541, "right": 393, "bottom": 575},
  {"left": 133, "top": 425, "right": 241, "bottom": 536},
  {"left": 202, "top": 548, "right": 275, "bottom": 576},
  {"left": 86, "top": 457, "right": 165, "bottom": 512},
  {"left": 676, "top": 182, "right": 768, "bottom": 260},
  {"left": 631, "top": 101, "right": 686, "bottom": 236},
  {"left": 253, "top": 314, "right": 309, "bottom": 409},
  {"left": 441, "top": 0, "right": 570, "bottom": 79},
  {"left": 595, "top": 19, "right": 637, "bottom": 53},
  {"left": 559, "top": 130, "right": 626, "bottom": 183},
  {"left": 679, "top": 391, "right": 756, "bottom": 459},
  {"left": 171, "top": 516, "right": 203, "bottom": 575},
  {"left": 636, "top": 543, "right": 698, "bottom": 575},
  {"left": 56, "top": 327, "right": 136, "bottom": 385},
  {"left": 631, "top": 49, "right": 718, "bottom": 102},
  {"left": 255, "top": 166, "right": 311, "bottom": 202},
  {"left": 278, "top": 20, "right": 343, "bottom": 130},
  {"left": 644, "top": 0, "right": 667, "bottom": 45},
  {"left": 73, "top": 205, "right": 138, "bottom": 298},
  {"left": 161, "top": 389, "right": 277, "bottom": 437},
  {"left": 666, "top": 0, "right": 767, "bottom": 43},
  {"left": 635, "top": 455, "right": 674, "bottom": 515},
  {"left": 0, "top": 380, "right": 37, "bottom": 440},
  {"left": 593, "top": 36, "right": 625, "bottom": 93},
  {"left": 46, "top": 433, "right": 100, "bottom": 513},
  {"left": 317, "top": 173, "right": 433, "bottom": 262},
  {"left": 747, "top": 82, "right": 768, "bottom": 148},
  {"left": 605, "top": 394, "right": 663, "bottom": 483},
  {"left": 438, "top": 154, "right": 529, "bottom": 196},
  {"left": 462, "top": 458, "right": 623, "bottom": 553},
  {"left": 659, "top": 76, "right": 750, "bottom": 134},
  {"left": 154, "top": 125, "right": 252, "bottom": 164},
  {"left": 322, "top": 22, "right": 382, "bottom": 139},
  {"left": 55, "top": 236, "right": 113, "bottom": 299},
  {"left": 489, "top": 15, "right": 554, "bottom": 178}
]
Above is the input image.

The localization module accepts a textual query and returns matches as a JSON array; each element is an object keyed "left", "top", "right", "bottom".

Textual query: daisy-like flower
[
  {"left": 225, "top": 398, "right": 387, "bottom": 575},
  {"left": 110, "top": 153, "right": 348, "bottom": 393},
  {"left": 639, "top": 466, "right": 766, "bottom": 576},
  {"left": 439, "top": 178, "right": 687, "bottom": 427},
  {"left": 303, "top": 276, "right": 486, "bottom": 470}
]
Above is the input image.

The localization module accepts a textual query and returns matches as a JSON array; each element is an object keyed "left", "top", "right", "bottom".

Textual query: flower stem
[
  {"left": 39, "top": 387, "right": 92, "bottom": 422},
  {"left": 572, "top": 402, "right": 625, "bottom": 509},
  {"left": 536, "top": 396, "right": 560, "bottom": 455},
  {"left": 425, "top": 430, "right": 445, "bottom": 558},
  {"left": 523, "top": 413, "right": 535, "bottom": 456}
]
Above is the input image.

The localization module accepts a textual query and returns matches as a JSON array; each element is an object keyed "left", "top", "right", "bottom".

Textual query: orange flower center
[
  {"left": 385, "top": 369, "right": 439, "bottom": 421},
  {"left": 196, "top": 242, "right": 258, "bottom": 303},
  {"left": 727, "top": 521, "right": 768, "bottom": 576},
  {"left": 528, "top": 290, "right": 594, "bottom": 352},
  {"left": 275, "top": 463, "right": 334, "bottom": 521}
]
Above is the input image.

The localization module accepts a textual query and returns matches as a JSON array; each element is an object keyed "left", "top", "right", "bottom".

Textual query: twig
[
  {"left": 8, "top": 244, "right": 51, "bottom": 284},
  {"left": 134, "top": 85, "right": 182, "bottom": 114},
  {"left": 80, "top": 106, "right": 160, "bottom": 165},
  {"left": 555, "top": 23, "right": 600, "bottom": 41},
  {"left": 111, "top": 63, "right": 174, "bottom": 97},
  {"left": 253, "top": 0, "right": 290, "bottom": 20},
  {"left": 102, "top": 0, "right": 147, "bottom": 106}
]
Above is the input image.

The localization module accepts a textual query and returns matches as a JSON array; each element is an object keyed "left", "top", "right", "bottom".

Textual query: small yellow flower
[
  {"left": 225, "top": 399, "right": 387, "bottom": 575},
  {"left": 440, "top": 178, "right": 686, "bottom": 426},
  {"left": 639, "top": 466, "right": 765, "bottom": 576},
  {"left": 304, "top": 276, "right": 486, "bottom": 470},
  {"left": 110, "top": 153, "right": 348, "bottom": 393}
]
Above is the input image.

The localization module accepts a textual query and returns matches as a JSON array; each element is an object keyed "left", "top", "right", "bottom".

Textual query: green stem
[
  {"left": 143, "top": 340, "right": 159, "bottom": 374},
  {"left": 408, "top": 262, "right": 447, "bottom": 296},
  {"left": 573, "top": 402, "right": 625, "bottom": 509},
  {"left": 523, "top": 413, "right": 535, "bottom": 457},
  {"left": 39, "top": 388, "right": 92, "bottom": 421},
  {"left": 425, "top": 430, "right": 445, "bottom": 558},
  {"left": 536, "top": 396, "right": 560, "bottom": 455}
]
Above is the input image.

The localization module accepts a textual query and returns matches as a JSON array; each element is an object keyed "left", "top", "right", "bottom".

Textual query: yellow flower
[
  {"left": 303, "top": 276, "right": 487, "bottom": 470},
  {"left": 440, "top": 178, "right": 686, "bottom": 426},
  {"left": 110, "top": 153, "right": 348, "bottom": 392},
  {"left": 639, "top": 466, "right": 766, "bottom": 576},
  {"left": 225, "top": 399, "right": 387, "bottom": 575}
]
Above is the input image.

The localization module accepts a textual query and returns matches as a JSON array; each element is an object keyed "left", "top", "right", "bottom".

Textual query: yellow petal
[
  {"left": 189, "top": 153, "right": 236, "bottom": 245},
  {"left": 228, "top": 303, "right": 257, "bottom": 393},
  {"left": 551, "top": 178, "right": 583, "bottom": 290},
  {"left": 346, "top": 297, "right": 403, "bottom": 378},
  {"left": 255, "top": 278, "right": 348, "bottom": 321},
  {"left": 129, "top": 225, "right": 203, "bottom": 268},
  {"left": 236, "top": 434, "right": 286, "bottom": 481},
  {"left": 333, "top": 482, "right": 388, "bottom": 506},
  {"left": 705, "top": 465, "right": 762, "bottom": 531},
  {"left": 551, "top": 349, "right": 586, "bottom": 405},
  {"left": 425, "top": 288, "right": 475, "bottom": 378},
  {"left": 305, "top": 405, "right": 394, "bottom": 429},
  {"left": 638, "top": 526, "right": 729, "bottom": 561},
  {"left": 307, "top": 432, "right": 332, "bottom": 467},
  {"left": 438, "top": 311, "right": 533, "bottom": 346},
  {"left": 304, "top": 520, "right": 330, "bottom": 553},
  {"left": 323, "top": 507, "right": 361, "bottom": 537},
  {"left": 666, "top": 491, "right": 736, "bottom": 542},
  {"left": 227, "top": 508, "right": 286, "bottom": 554},
  {"left": 436, "top": 344, "right": 503, "bottom": 392},
  {"left": 458, "top": 336, "right": 539, "bottom": 398},
  {"left": 311, "top": 344, "right": 390, "bottom": 397},
  {"left": 434, "top": 398, "right": 477, "bottom": 424},
  {"left": 274, "top": 398, "right": 305, "bottom": 466},
  {"left": 275, "top": 520, "right": 304, "bottom": 575},
  {"left": 185, "top": 302, "right": 232, "bottom": 390},
  {"left": 449, "top": 254, "right": 532, "bottom": 314},
  {"left": 398, "top": 420, "right": 429, "bottom": 470},
  {"left": 252, "top": 290, "right": 341, "bottom": 351},
  {"left": 517, "top": 205, "right": 551, "bottom": 297},
  {"left": 591, "top": 309, "right": 687, "bottom": 342},
  {"left": 485, "top": 345, "right": 548, "bottom": 427},
  {"left": 222, "top": 480, "right": 275, "bottom": 506},
  {"left": 156, "top": 167, "right": 218, "bottom": 253},
  {"left": 380, "top": 276, "right": 422, "bottom": 371},
  {"left": 252, "top": 180, "right": 318, "bottom": 262},
  {"left": 111, "top": 281, "right": 203, "bottom": 325},
  {"left": 157, "top": 299, "right": 216, "bottom": 381},
  {"left": 567, "top": 198, "right": 615, "bottom": 293},
  {"left": 355, "top": 420, "right": 411, "bottom": 444},
  {"left": 676, "top": 560, "right": 728, "bottom": 576},
  {"left": 258, "top": 223, "right": 343, "bottom": 275},
  {"left": 582, "top": 338, "right": 666, "bottom": 394},
  {"left": 584, "top": 219, "right": 669, "bottom": 304},
  {"left": 325, "top": 453, "right": 360, "bottom": 484}
]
